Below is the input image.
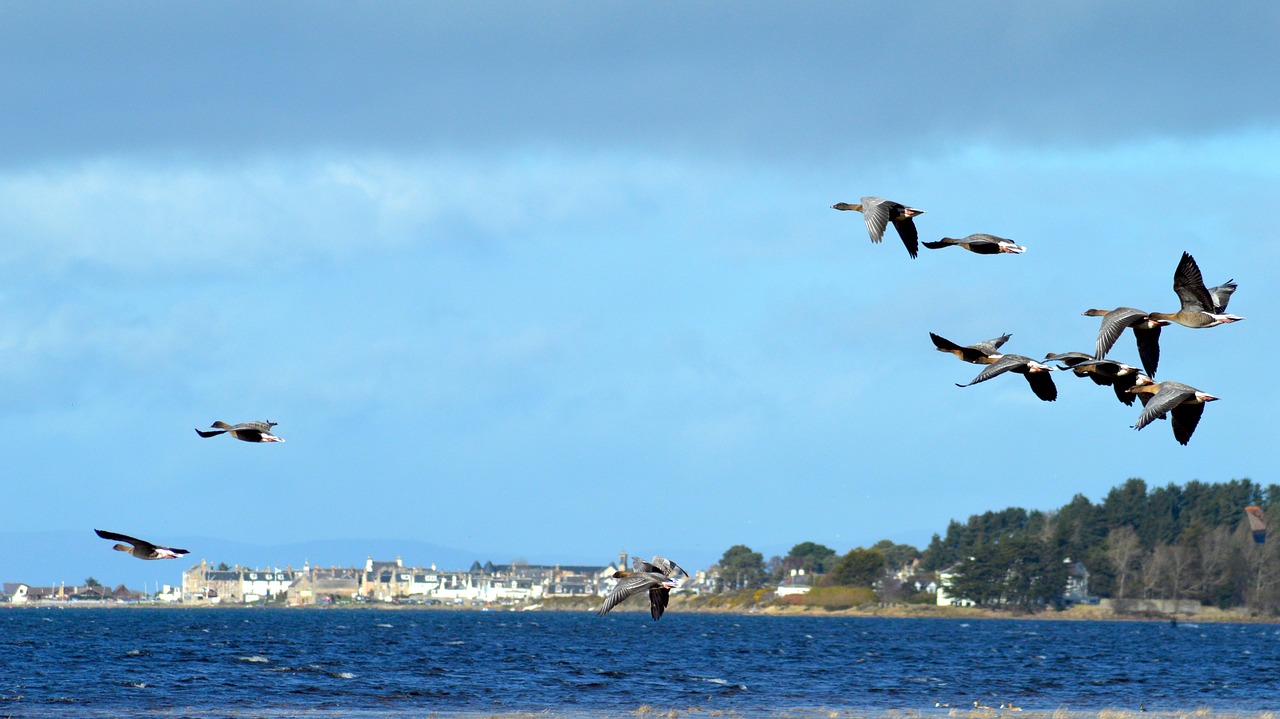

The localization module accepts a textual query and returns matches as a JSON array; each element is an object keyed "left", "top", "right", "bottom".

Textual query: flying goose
[
  {"left": 195, "top": 421, "right": 284, "bottom": 443},
  {"left": 831, "top": 196, "right": 925, "bottom": 259},
  {"left": 95, "top": 529, "right": 189, "bottom": 560},
  {"left": 598, "top": 555, "right": 688, "bottom": 620},
  {"left": 1082, "top": 307, "right": 1166, "bottom": 378},
  {"left": 1044, "top": 353, "right": 1144, "bottom": 406},
  {"left": 922, "top": 234, "right": 1025, "bottom": 255},
  {"left": 1127, "top": 377, "right": 1219, "bottom": 445},
  {"left": 956, "top": 354, "right": 1057, "bottom": 402},
  {"left": 1149, "top": 252, "right": 1243, "bottom": 328}
]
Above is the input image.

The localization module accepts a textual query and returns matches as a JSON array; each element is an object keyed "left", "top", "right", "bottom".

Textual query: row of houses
[
  {"left": 180, "top": 554, "right": 714, "bottom": 606},
  {"left": 2, "top": 582, "right": 144, "bottom": 603}
]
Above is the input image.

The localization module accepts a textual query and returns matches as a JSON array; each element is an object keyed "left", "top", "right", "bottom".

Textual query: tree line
[{"left": 711, "top": 477, "right": 1280, "bottom": 613}]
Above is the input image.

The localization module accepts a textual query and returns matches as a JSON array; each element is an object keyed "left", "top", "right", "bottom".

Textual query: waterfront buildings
[{"left": 180, "top": 553, "right": 635, "bottom": 605}]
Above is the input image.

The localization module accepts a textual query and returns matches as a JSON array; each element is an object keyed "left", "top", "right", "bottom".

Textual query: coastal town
[
  {"left": 3, "top": 552, "right": 717, "bottom": 607},
  {"left": 1, "top": 549, "right": 1101, "bottom": 611}
]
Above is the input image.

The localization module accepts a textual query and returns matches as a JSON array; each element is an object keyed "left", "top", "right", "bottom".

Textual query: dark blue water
[{"left": 2, "top": 608, "right": 1278, "bottom": 717}]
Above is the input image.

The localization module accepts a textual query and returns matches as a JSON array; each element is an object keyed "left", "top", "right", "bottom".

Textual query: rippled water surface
[{"left": 2, "top": 608, "right": 1278, "bottom": 717}]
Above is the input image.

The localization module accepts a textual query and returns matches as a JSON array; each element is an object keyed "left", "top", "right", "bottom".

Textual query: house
[
  {"left": 1062, "top": 558, "right": 1097, "bottom": 605},
  {"left": 775, "top": 569, "right": 815, "bottom": 597},
  {"left": 936, "top": 564, "right": 974, "bottom": 607},
  {"left": 3, "top": 583, "right": 29, "bottom": 603},
  {"left": 289, "top": 564, "right": 362, "bottom": 605},
  {"left": 182, "top": 560, "right": 297, "bottom": 603}
]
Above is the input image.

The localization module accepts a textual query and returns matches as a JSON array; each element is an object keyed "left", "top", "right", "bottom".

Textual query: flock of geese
[
  {"left": 91, "top": 194, "right": 1244, "bottom": 624},
  {"left": 832, "top": 196, "right": 1242, "bottom": 447}
]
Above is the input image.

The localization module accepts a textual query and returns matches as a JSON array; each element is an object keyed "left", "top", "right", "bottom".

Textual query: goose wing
[
  {"left": 95, "top": 529, "right": 155, "bottom": 553},
  {"left": 1170, "top": 402, "right": 1207, "bottom": 446},
  {"left": 648, "top": 586, "right": 672, "bottom": 620},
  {"left": 859, "top": 196, "right": 891, "bottom": 243},
  {"left": 1132, "top": 325, "right": 1162, "bottom": 378},
  {"left": 1209, "top": 280, "right": 1238, "bottom": 312},
  {"left": 1172, "top": 252, "right": 1216, "bottom": 313},
  {"left": 1093, "top": 308, "right": 1147, "bottom": 359},
  {"left": 631, "top": 556, "right": 660, "bottom": 573},
  {"left": 648, "top": 556, "right": 688, "bottom": 578},
  {"left": 931, "top": 332, "right": 1001, "bottom": 363},
  {"left": 890, "top": 215, "right": 920, "bottom": 258},
  {"left": 972, "top": 333, "right": 1012, "bottom": 354},
  {"left": 1133, "top": 384, "right": 1194, "bottom": 432},
  {"left": 956, "top": 354, "right": 1027, "bottom": 388},
  {"left": 598, "top": 574, "right": 659, "bottom": 617},
  {"left": 930, "top": 332, "right": 977, "bottom": 361},
  {"left": 1022, "top": 370, "right": 1058, "bottom": 402}
]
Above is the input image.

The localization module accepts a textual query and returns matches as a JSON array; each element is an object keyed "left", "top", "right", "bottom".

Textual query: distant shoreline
[{"left": 6, "top": 600, "right": 1278, "bottom": 623}]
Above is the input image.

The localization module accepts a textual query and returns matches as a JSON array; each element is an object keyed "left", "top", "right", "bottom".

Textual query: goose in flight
[
  {"left": 1149, "top": 252, "right": 1243, "bottom": 328},
  {"left": 1127, "top": 377, "right": 1219, "bottom": 445},
  {"left": 923, "top": 234, "right": 1025, "bottom": 255},
  {"left": 195, "top": 421, "right": 284, "bottom": 443},
  {"left": 831, "top": 196, "right": 925, "bottom": 259},
  {"left": 1082, "top": 307, "right": 1166, "bottom": 378},
  {"left": 598, "top": 555, "right": 688, "bottom": 620},
  {"left": 955, "top": 354, "right": 1057, "bottom": 402},
  {"left": 1044, "top": 353, "right": 1144, "bottom": 406},
  {"left": 95, "top": 529, "right": 189, "bottom": 560}
]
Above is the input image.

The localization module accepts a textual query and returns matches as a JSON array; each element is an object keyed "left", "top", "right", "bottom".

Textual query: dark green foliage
[
  {"left": 829, "top": 547, "right": 886, "bottom": 587},
  {"left": 717, "top": 544, "right": 766, "bottom": 590},
  {"left": 932, "top": 477, "right": 1280, "bottom": 612},
  {"left": 784, "top": 541, "right": 837, "bottom": 574},
  {"left": 944, "top": 536, "right": 1068, "bottom": 610},
  {"left": 870, "top": 539, "right": 920, "bottom": 571}
]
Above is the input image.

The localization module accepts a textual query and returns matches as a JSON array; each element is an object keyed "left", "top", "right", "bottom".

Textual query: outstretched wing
[
  {"left": 1209, "top": 281, "right": 1237, "bottom": 312},
  {"left": 648, "top": 586, "right": 672, "bottom": 620},
  {"left": 648, "top": 556, "right": 688, "bottom": 579},
  {"left": 1172, "top": 252, "right": 1216, "bottom": 313},
  {"left": 95, "top": 529, "right": 159, "bottom": 555},
  {"left": 956, "top": 354, "right": 1025, "bottom": 388},
  {"left": 598, "top": 574, "right": 656, "bottom": 617},
  {"left": 1169, "top": 402, "right": 1206, "bottom": 446},
  {"left": 1133, "top": 385, "right": 1192, "bottom": 432},
  {"left": 859, "top": 197, "right": 890, "bottom": 243},
  {"left": 1023, "top": 371, "right": 1058, "bottom": 402},
  {"left": 95, "top": 528, "right": 145, "bottom": 546},
  {"left": 1132, "top": 325, "right": 1162, "bottom": 378},
  {"left": 631, "top": 556, "right": 660, "bottom": 573},
  {"left": 1093, "top": 308, "right": 1146, "bottom": 359},
  {"left": 891, "top": 216, "right": 920, "bottom": 259}
]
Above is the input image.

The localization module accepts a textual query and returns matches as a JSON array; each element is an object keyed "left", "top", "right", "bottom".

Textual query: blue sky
[{"left": 3, "top": 2, "right": 1279, "bottom": 588}]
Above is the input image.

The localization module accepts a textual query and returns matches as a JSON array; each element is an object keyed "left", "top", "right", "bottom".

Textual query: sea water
[{"left": 2, "top": 608, "right": 1277, "bottom": 717}]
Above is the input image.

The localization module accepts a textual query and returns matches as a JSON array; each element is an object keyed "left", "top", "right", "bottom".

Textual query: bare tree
[
  {"left": 1244, "top": 536, "right": 1280, "bottom": 612},
  {"left": 1106, "top": 526, "right": 1142, "bottom": 599},
  {"left": 1196, "top": 525, "right": 1235, "bottom": 603},
  {"left": 1143, "top": 545, "right": 1172, "bottom": 599}
]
